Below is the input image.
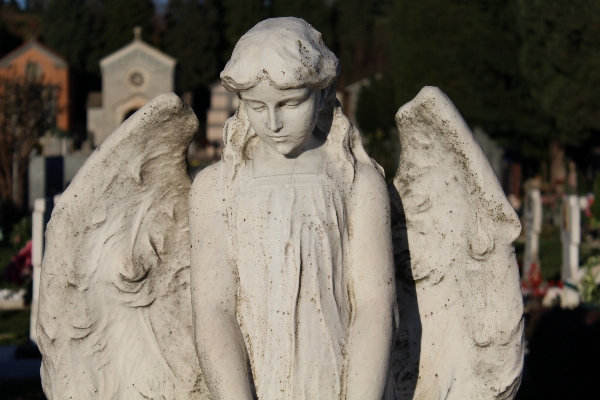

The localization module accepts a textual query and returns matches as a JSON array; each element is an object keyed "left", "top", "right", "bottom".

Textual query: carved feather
[{"left": 37, "top": 93, "right": 210, "bottom": 399}]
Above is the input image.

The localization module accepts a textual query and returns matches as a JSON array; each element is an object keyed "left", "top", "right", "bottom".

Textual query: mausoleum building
[
  {"left": 87, "top": 28, "right": 176, "bottom": 146},
  {"left": 0, "top": 39, "right": 71, "bottom": 131}
]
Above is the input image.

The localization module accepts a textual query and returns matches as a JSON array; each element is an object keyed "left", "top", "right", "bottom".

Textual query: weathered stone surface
[
  {"left": 38, "top": 93, "right": 210, "bottom": 399},
  {"left": 391, "top": 87, "right": 524, "bottom": 399}
]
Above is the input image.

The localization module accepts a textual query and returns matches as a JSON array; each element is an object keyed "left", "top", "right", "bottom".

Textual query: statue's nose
[{"left": 268, "top": 109, "right": 283, "bottom": 133}]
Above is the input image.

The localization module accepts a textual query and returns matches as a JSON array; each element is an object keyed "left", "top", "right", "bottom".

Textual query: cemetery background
[{"left": 0, "top": 0, "right": 598, "bottom": 399}]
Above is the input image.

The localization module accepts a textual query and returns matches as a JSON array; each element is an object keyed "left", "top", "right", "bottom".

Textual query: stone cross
[
  {"left": 523, "top": 188, "right": 542, "bottom": 280},
  {"left": 133, "top": 26, "right": 142, "bottom": 41},
  {"left": 561, "top": 195, "right": 581, "bottom": 283}
]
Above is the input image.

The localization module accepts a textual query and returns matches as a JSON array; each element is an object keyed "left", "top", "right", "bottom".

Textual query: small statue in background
[{"left": 37, "top": 17, "right": 523, "bottom": 400}]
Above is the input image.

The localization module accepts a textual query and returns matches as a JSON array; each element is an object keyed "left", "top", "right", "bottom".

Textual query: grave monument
[
  {"left": 523, "top": 185, "right": 542, "bottom": 280},
  {"left": 37, "top": 18, "right": 524, "bottom": 400},
  {"left": 561, "top": 195, "right": 581, "bottom": 283}
]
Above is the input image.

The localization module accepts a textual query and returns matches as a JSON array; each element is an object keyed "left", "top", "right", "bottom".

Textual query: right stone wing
[{"left": 390, "top": 87, "right": 524, "bottom": 399}]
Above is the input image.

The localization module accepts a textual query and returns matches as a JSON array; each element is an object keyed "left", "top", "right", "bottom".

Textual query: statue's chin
[{"left": 269, "top": 141, "right": 302, "bottom": 158}]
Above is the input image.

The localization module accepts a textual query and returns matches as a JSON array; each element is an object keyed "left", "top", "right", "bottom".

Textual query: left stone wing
[
  {"left": 37, "top": 93, "right": 210, "bottom": 399},
  {"left": 390, "top": 87, "right": 524, "bottom": 399}
]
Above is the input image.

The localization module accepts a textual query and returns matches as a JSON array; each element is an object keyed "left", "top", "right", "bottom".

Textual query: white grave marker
[
  {"left": 30, "top": 195, "right": 59, "bottom": 344},
  {"left": 561, "top": 195, "right": 580, "bottom": 283},
  {"left": 524, "top": 188, "right": 542, "bottom": 280}
]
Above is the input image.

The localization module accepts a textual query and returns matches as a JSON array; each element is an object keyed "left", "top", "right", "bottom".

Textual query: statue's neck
[{"left": 251, "top": 136, "right": 327, "bottom": 178}]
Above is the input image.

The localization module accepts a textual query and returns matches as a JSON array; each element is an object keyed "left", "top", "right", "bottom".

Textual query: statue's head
[{"left": 220, "top": 17, "right": 339, "bottom": 156}]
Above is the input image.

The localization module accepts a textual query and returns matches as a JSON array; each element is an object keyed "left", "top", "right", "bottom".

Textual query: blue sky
[{"left": 10, "top": 0, "right": 169, "bottom": 12}]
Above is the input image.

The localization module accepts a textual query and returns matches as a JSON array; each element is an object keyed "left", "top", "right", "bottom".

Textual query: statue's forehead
[{"left": 239, "top": 83, "right": 311, "bottom": 102}]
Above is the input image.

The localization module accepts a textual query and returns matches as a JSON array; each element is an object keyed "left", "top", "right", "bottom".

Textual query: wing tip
[{"left": 395, "top": 86, "right": 455, "bottom": 123}]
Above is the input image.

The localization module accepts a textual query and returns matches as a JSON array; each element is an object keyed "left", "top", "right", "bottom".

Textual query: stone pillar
[
  {"left": 560, "top": 195, "right": 581, "bottom": 283},
  {"left": 523, "top": 188, "right": 542, "bottom": 280},
  {"left": 30, "top": 196, "right": 55, "bottom": 344}
]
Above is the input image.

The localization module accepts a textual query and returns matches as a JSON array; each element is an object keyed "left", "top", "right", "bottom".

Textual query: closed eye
[
  {"left": 278, "top": 92, "right": 310, "bottom": 109},
  {"left": 245, "top": 101, "right": 266, "bottom": 111},
  {"left": 282, "top": 101, "right": 301, "bottom": 108}
]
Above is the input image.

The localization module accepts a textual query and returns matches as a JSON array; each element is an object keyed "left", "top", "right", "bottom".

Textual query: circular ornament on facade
[{"left": 129, "top": 71, "right": 144, "bottom": 87}]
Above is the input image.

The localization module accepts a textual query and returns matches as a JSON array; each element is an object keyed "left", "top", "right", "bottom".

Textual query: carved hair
[{"left": 220, "top": 17, "right": 339, "bottom": 91}]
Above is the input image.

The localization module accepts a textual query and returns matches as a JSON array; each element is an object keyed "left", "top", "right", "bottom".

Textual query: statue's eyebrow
[
  {"left": 243, "top": 98, "right": 266, "bottom": 105},
  {"left": 242, "top": 89, "right": 310, "bottom": 104},
  {"left": 278, "top": 91, "right": 311, "bottom": 103}
]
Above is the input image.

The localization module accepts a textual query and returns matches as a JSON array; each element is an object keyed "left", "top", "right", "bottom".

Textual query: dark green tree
[
  {"left": 222, "top": 0, "right": 268, "bottom": 59},
  {"left": 42, "top": 0, "right": 93, "bottom": 72},
  {"left": 42, "top": 0, "right": 104, "bottom": 142},
  {"left": 4, "top": 0, "right": 21, "bottom": 13},
  {"left": 164, "top": 0, "right": 223, "bottom": 92},
  {"left": 102, "top": 0, "right": 155, "bottom": 55},
  {"left": 270, "top": 0, "right": 333, "bottom": 47},
  {"left": 25, "top": 0, "right": 45, "bottom": 13},
  {"left": 355, "top": 74, "right": 399, "bottom": 182},
  {"left": 334, "top": 0, "right": 393, "bottom": 87},
  {"left": 517, "top": 0, "right": 600, "bottom": 146},
  {"left": 390, "top": 0, "right": 551, "bottom": 156},
  {"left": 0, "top": 18, "right": 21, "bottom": 58}
]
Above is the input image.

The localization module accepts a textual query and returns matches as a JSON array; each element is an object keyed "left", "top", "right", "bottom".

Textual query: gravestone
[
  {"left": 524, "top": 188, "right": 542, "bottom": 280},
  {"left": 29, "top": 196, "right": 55, "bottom": 343},
  {"left": 561, "top": 195, "right": 581, "bottom": 283}
]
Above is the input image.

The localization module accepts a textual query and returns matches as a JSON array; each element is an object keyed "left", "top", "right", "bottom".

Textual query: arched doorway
[{"left": 123, "top": 108, "right": 139, "bottom": 122}]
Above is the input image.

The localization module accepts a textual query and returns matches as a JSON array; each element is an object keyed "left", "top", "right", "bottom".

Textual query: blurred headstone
[
  {"left": 524, "top": 187, "right": 542, "bottom": 280},
  {"left": 550, "top": 141, "right": 566, "bottom": 192},
  {"left": 567, "top": 160, "right": 578, "bottom": 194},
  {"left": 473, "top": 127, "right": 504, "bottom": 182},
  {"left": 29, "top": 196, "right": 56, "bottom": 344},
  {"left": 206, "top": 81, "right": 238, "bottom": 145},
  {"left": 28, "top": 154, "right": 88, "bottom": 209},
  {"left": 561, "top": 195, "right": 581, "bottom": 283}
]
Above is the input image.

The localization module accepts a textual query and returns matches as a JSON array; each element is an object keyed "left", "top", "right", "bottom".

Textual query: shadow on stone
[{"left": 388, "top": 184, "right": 421, "bottom": 399}]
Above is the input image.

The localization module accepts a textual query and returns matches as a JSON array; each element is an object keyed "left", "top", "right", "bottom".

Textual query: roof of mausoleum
[
  {"left": 99, "top": 35, "right": 176, "bottom": 69},
  {"left": 0, "top": 39, "right": 68, "bottom": 69}
]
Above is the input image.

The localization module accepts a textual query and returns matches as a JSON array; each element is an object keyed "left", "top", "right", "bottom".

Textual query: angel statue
[{"left": 37, "top": 17, "right": 524, "bottom": 400}]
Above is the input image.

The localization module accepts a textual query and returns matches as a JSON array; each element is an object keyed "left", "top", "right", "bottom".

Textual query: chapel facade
[{"left": 87, "top": 28, "right": 176, "bottom": 146}]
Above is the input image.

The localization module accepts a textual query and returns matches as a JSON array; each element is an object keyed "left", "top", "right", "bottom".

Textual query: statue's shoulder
[
  {"left": 340, "top": 160, "right": 389, "bottom": 226},
  {"left": 191, "top": 161, "right": 223, "bottom": 207},
  {"left": 351, "top": 161, "right": 388, "bottom": 206}
]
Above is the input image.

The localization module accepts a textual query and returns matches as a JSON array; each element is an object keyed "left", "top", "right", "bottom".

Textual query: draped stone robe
[{"left": 228, "top": 161, "right": 351, "bottom": 399}]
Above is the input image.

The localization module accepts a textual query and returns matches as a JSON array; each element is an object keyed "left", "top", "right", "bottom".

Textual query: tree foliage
[
  {"left": 0, "top": 74, "right": 59, "bottom": 209},
  {"left": 0, "top": 17, "right": 20, "bottom": 58},
  {"left": 517, "top": 0, "right": 600, "bottom": 146},
  {"left": 164, "top": 0, "right": 223, "bottom": 91},
  {"left": 390, "top": 0, "right": 551, "bottom": 153},
  {"left": 355, "top": 74, "right": 398, "bottom": 182},
  {"left": 334, "top": 0, "right": 392, "bottom": 87},
  {"left": 221, "top": 0, "right": 268, "bottom": 60},
  {"left": 102, "top": 0, "right": 155, "bottom": 55},
  {"left": 42, "top": 0, "right": 93, "bottom": 72}
]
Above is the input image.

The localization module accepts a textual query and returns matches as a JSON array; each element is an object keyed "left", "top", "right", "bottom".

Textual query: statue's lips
[{"left": 268, "top": 134, "right": 290, "bottom": 142}]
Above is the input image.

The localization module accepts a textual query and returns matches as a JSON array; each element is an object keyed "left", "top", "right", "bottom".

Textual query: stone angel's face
[{"left": 241, "top": 81, "right": 324, "bottom": 156}]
